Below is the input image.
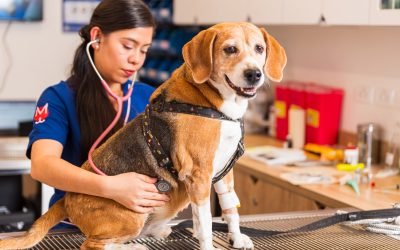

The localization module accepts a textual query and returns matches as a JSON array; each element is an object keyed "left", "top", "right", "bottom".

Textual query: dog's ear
[
  {"left": 260, "top": 28, "right": 287, "bottom": 82},
  {"left": 182, "top": 29, "right": 218, "bottom": 84}
]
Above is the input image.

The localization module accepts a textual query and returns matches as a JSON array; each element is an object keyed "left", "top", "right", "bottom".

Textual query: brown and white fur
[{"left": 0, "top": 22, "right": 286, "bottom": 250}]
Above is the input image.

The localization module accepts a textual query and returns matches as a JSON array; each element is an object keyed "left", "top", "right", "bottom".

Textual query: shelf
[
  {"left": 139, "top": 76, "right": 165, "bottom": 88},
  {"left": 147, "top": 48, "right": 181, "bottom": 60}
]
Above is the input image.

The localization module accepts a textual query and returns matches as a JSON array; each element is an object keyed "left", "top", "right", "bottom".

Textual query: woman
[{"left": 27, "top": 0, "right": 169, "bottom": 228}]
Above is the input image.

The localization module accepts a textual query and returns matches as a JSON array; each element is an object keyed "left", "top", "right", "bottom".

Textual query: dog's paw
[
  {"left": 104, "top": 243, "right": 148, "bottom": 250},
  {"left": 198, "top": 244, "right": 221, "bottom": 250},
  {"left": 228, "top": 233, "right": 254, "bottom": 249},
  {"left": 150, "top": 225, "right": 172, "bottom": 239}
]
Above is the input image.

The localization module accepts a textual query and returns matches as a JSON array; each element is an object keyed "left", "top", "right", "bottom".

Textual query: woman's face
[{"left": 93, "top": 27, "right": 153, "bottom": 85}]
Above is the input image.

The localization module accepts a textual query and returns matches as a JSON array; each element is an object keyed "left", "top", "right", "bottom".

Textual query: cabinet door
[
  {"left": 234, "top": 169, "right": 320, "bottom": 215},
  {"left": 370, "top": 0, "right": 400, "bottom": 25},
  {"left": 196, "top": 0, "right": 248, "bottom": 24},
  {"left": 247, "top": 0, "right": 283, "bottom": 25},
  {"left": 323, "top": 0, "right": 370, "bottom": 25},
  {"left": 173, "top": 0, "right": 198, "bottom": 25},
  {"left": 282, "top": 0, "right": 323, "bottom": 24}
]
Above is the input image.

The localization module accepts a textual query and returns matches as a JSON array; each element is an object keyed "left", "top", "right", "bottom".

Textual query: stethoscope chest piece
[{"left": 155, "top": 179, "right": 171, "bottom": 193}]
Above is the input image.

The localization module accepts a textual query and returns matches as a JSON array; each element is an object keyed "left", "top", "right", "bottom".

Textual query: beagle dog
[{"left": 0, "top": 22, "right": 286, "bottom": 250}]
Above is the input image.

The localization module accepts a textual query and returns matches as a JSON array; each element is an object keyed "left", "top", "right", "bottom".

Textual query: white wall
[
  {"left": 266, "top": 25, "right": 400, "bottom": 140},
  {"left": 1, "top": 0, "right": 400, "bottom": 140},
  {"left": 0, "top": 0, "right": 80, "bottom": 100}
]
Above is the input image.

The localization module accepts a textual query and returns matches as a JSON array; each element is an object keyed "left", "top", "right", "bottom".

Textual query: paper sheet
[{"left": 245, "top": 145, "right": 306, "bottom": 166}]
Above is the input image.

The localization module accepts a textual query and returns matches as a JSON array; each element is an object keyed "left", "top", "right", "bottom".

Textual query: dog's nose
[{"left": 244, "top": 69, "right": 262, "bottom": 85}]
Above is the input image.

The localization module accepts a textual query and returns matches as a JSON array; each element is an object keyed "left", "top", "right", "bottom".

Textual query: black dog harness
[{"left": 142, "top": 95, "right": 244, "bottom": 192}]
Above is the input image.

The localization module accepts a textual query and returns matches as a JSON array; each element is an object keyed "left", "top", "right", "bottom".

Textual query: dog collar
[{"left": 150, "top": 95, "right": 241, "bottom": 122}]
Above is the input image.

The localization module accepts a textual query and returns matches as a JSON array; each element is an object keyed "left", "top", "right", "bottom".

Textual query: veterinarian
[{"left": 26, "top": 0, "right": 170, "bottom": 229}]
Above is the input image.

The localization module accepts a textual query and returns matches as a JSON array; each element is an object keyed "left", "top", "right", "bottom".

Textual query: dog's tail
[{"left": 0, "top": 198, "right": 68, "bottom": 250}]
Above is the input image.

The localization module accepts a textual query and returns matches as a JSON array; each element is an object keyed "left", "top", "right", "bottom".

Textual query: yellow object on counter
[
  {"left": 336, "top": 163, "right": 365, "bottom": 172},
  {"left": 304, "top": 143, "right": 344, "bottom": 161}
]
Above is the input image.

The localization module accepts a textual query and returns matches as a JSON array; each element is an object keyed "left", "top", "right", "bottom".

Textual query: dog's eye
[
  {"left": 255, "top": 44, "right": 264, "bottom": 54},
  {"left": 224, "top": 46, "right": 238, "bottom": 55}
]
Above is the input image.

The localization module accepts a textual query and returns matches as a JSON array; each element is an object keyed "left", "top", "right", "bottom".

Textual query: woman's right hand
[{"left": 104, "top": 172, "right": 170, "bottom": 214}]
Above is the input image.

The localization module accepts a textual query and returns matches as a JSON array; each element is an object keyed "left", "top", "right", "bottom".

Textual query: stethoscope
[
  {"left": 85, "top": 39, "right": 135, "bottom": 176},
  {"left": 85, "top": 39, "right": 171, "bottom": 193}
]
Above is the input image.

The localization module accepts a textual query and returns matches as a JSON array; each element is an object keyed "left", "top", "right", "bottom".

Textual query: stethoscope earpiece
[{"left": 88, "top": 39, "right": 100, "bottom": 47}]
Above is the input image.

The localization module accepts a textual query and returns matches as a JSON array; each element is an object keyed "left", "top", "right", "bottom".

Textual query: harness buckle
[{"left": 152, "top": 97, "right": 165, "bottom": 112}]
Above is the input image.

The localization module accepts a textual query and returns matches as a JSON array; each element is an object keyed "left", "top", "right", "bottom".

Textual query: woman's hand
[{"left": 103, "top": 172, "right": 170, "bottom": 214}]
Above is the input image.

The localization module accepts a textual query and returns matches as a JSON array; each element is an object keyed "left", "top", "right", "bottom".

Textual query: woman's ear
[
  {"left": 89, "top": 26, "right": 102, "bottom": 49},
  {"left": 182, "top": 29, "right": 218, "bottom": 84},
  {"left": 260, "top": 28, "right": 287, "bottom": 82}
]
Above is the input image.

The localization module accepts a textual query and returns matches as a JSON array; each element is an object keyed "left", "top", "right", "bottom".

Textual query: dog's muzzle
[{"left": 224, "top": 74, "right": 258, "bottom": 98}]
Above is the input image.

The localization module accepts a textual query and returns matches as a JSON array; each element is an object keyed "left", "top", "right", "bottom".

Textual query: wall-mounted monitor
[{"left": 0, "top": 0, "right": 43, "bottom": 21}]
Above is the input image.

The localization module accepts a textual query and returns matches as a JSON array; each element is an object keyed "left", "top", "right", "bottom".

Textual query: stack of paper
[{"left": 245, "top": 145, "right": 306, "bottom": 166}]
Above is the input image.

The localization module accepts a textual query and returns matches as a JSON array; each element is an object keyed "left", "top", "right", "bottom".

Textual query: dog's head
[{"left": 183, "top": 22, "right": 286, "bottom": 99}]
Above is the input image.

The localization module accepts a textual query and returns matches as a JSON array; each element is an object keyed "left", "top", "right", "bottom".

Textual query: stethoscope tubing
[{"left": 85, "top": 40, "right": 135, "bottom": 176}]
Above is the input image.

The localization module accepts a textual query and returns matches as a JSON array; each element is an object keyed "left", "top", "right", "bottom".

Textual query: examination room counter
[{"left": 234, "top": 134, "right": 400, "bottom": 215}]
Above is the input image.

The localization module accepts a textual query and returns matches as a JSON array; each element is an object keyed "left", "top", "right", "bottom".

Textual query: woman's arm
[{"left": 30, "top": 139, "right": 169, "bottom": 213}]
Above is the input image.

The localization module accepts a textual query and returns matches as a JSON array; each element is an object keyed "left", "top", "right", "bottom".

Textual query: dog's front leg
[
  {"left": 214, "top": 171, "right": 254, "bottom": 249},
  {"left": 186, "top": 178, "right": 216, "bottom": 250}
]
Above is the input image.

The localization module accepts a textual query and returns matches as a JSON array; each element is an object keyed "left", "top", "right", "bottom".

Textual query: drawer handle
[{"left": 250, "top": 175, "right": 258, "bottom": 184}]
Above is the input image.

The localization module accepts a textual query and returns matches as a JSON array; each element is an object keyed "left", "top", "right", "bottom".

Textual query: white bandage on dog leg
[
  {"left": 218, "top": 191, "right": 240, "bottom": 210},
  {"left": 214, "top": 181, "right": 240, "bottom": 210}
]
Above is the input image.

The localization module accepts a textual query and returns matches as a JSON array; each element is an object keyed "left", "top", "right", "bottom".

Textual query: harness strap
[
  {"left": 151, "top": 95, "right": 239, "bottom": 122},
  {"left": 212, "top": 121, "right": 245, "bottom": 184},
  {"left": 143, "top": 95, "right": 244, "bottom": 184},
  {"left": 142, "top": 106, "right": 179, "bottom": 179}
]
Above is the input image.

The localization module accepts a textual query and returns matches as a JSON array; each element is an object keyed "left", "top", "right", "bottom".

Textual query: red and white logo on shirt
[{"left": 34, "top": 103, "right": 49, "bottom": 124}]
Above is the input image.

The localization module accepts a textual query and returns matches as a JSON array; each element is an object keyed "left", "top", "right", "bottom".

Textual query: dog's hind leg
[
  {"left": 142, "top": 192, "right": 191, "bottom": 239},
  {"left": 81, "top": 238, "right": 148, "bottom": 250},
  {"left": 141, "top": 219, "right": 172, "bottom": 239},
  {"left": 104, "top": 243, "right": 148, "bottom": 250}
]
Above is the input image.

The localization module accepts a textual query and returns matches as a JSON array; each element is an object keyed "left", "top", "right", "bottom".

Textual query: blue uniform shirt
[{"left": 26, "top": 80, "right": 154, "bottom": 210}]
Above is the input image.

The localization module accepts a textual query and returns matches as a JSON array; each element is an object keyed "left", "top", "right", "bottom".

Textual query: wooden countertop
[{"left": 237, "top": 134, "right": 400, "bottom": 210}]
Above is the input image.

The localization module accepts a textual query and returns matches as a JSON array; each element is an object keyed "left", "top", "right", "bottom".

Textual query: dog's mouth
[{"left": 224, "top": 75, "right": 257, "bottom": 98}]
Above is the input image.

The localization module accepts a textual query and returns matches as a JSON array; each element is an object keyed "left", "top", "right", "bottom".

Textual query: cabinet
[
  {"left": 283, "top": 0, "right": 322, "bottom": 25},
  {"left": 323, "top": 0, "right": 370, "bottom": 25},
  {"left": 174, "top": 0, "right": 248, "bottom": 25},
  {"left": 173, "top": 0, "right": 198, "bottom": 24},
  {"left": 174, "top": 0, "right": 323, "bottom": 25},
  {"left": 279, "top": 0, "right": 369, "bottom": 25},
  {"left": 196, "top": 0, "right": 248, "bottom": 24},
  {"left": 234, "top": 166, "right": 320, "bottom": 215},
  {"left": 370, "top": 0, "right": 400, "bottom": 25},
  {"left": 173, "top": 0, "right": 400, "bottom": 26},
  {"left": 0, "top": 138, "right": 37, "bottom": 232},
  {"left": 247, "top": 0, "right": 283, "bottom": 25}
]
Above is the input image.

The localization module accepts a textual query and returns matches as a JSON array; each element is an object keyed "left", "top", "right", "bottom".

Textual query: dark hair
[{"left": 68, "top": 0, "right": 156, "bottom": 161}]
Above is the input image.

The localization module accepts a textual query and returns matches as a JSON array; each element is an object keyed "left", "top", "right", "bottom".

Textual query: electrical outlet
[
  {"left": 391, "top": 89, "right": 400, "bottom": 108},
  {"left": 354, "top": 86, "right": 374, "bottom": 104},
  {"left": 374, "top": 87, "right": 396, "bottom": 107}
]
